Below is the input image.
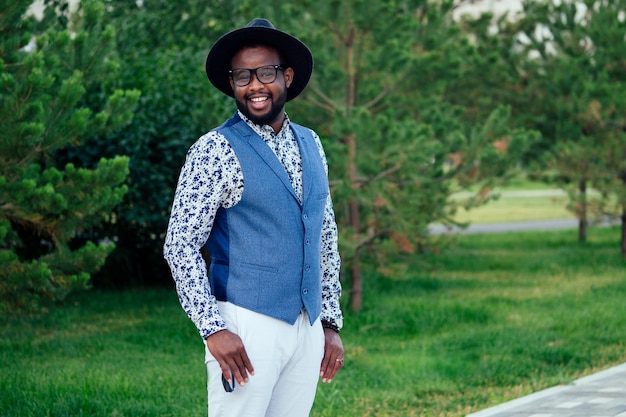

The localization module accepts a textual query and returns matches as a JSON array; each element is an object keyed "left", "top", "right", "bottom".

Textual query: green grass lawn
[
  {"left": 332, "top": 227, "right": 626, "bottom": 416},
  {"left": 0, "top": 290, "right": 207, "bottom": 417},
  {"left": 2, "top": 226, "right": 625, "bottom": 417}
]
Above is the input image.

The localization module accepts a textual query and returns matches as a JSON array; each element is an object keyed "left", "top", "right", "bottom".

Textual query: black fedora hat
[{"left": 206, "top": 18, "right": 313, "bottom": 102}]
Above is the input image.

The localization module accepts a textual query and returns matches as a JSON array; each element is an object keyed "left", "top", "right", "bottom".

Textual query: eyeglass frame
[{"left": 229, "top": 64, "right": 285, "bottom": 87}]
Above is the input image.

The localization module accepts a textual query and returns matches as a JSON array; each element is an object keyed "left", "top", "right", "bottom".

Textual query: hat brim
[{"left": 206, "top": 26, "right": 313, "bottom": 102}]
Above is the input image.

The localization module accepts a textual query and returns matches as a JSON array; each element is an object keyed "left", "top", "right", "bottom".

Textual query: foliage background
[
  {"left": 0, "top": 0, "right": 139, "bottom": 310},
  {"left": 2, "top": 0, "right": 625, "bottom": 311},
  {"left": 72, "top": 0, "right": 541, "bottom": 299},
  {"left": 2, "top": 1, "right": 624, "bottom": 415}
]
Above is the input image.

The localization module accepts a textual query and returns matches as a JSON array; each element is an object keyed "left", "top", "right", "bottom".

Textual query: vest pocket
[{"left": 238, "top": 262, "right": 279, "bottom": 274}]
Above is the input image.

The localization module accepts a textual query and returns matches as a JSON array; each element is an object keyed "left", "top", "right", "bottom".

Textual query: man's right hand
[{"left": 206, "top": 329, "right": 255, "bottom": 387}]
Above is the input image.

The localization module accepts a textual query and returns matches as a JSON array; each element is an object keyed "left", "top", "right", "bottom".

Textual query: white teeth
[{"left": 250, "top": 97, "right": 268, "bottom": 102}]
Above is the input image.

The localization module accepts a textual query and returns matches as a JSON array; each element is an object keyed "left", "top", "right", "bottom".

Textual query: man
[{"left": 163, "top": 18, "right": 344, "bottom": 417}]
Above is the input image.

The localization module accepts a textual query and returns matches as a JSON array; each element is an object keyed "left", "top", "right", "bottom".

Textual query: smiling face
[{"left": 229, "top": 45, "right": 294, "bottom": 133}]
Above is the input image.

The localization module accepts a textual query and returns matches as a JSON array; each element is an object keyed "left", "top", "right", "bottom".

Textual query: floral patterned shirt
[{"left": 164, "top": 111, "right": 342, "bottom": 339}]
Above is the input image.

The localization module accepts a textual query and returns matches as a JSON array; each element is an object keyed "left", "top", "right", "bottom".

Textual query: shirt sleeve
[
  {"left": 311, "top": 130, "right": 344, "bottom": 329},
  {"left": 163, "top": 131, "right": 243, "bottom": 339}
]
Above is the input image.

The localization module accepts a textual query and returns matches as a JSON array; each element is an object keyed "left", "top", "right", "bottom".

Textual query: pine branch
[
  {"left": 305, "top": 84, "right": 337, "bottom": 113},
  {"left": 363, "top": 87, "right": 390, "bottom": 110},
  {"left": 354, "top": 228, "right": 386, "bottom": 251}
]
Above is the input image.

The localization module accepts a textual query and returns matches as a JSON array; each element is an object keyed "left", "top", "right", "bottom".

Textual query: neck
[{"left": 269, "top": 113, "right": 286, "bottom": 134}]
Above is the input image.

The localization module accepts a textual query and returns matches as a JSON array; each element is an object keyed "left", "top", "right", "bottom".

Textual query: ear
[
  {"left": 229, "top": 77, "right": 236, "bottom": 92},
  {"left": 284, "top": 67, "right": 294, "bottom": 89}
]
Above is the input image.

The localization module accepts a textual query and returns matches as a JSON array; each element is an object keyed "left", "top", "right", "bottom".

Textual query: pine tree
[
  {"left": 272, "top": 0, "right": 538, "bottom": 311},
  {"left": 510, "top": 0, "right": 626, "bottom": 251},
  {"left": 55, "top": 0, "right": 241, "bottom": 286},
  {"left": 0, "top": 0, "right": 140, "bottom": 311}
]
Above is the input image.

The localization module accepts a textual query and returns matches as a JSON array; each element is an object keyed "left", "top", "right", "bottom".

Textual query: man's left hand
[{"left": 320, "top": 328, "right": 344, "bottom": 383}]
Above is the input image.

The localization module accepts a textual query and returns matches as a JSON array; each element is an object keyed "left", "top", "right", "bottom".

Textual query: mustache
[{"left": 245, "top": 92, "right": 272, "bottom": 100}]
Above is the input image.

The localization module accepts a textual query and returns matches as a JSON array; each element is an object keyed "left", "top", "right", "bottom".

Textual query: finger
[
  {"left": 319, "top": 346, "right": 336, "bottom": 378},
  {"left": 322, "top": 355, "right": 344, "bottom": 382},
  {"left": 221, "top": 370, "right": 235, "bottom": 392},
  {"left": 230, "top": 362, "right": 247, "bottom": 386},
  {"left": 319, "top": 352, "right": 331, "bottom": 376},
  {"left": 227, "top": 362, "right": 242, "bottom": 386},
  {"left": 240, "top": 349, "right": 255, "bottom": 377},
  {"left": 320, "top": 348, "right": 341, "bottom": 381},
  {"left": 319, "top": 341, "right": 339, "bottom": 374},
  {"left": 218, "top": 361, "right": 234, "bottom": 386},
  {"left": 231, "top": 349, "right": 256, "bottom": 386}
]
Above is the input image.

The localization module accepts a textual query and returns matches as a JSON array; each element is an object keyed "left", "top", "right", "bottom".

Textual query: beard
[{"left": 236, "top": 88, "right": 288, "bottom": 127}]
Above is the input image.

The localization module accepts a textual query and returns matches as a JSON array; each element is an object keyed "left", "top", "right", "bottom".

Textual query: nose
[{"left": 247, "top": 72, "right": 264, "bottom": 88}]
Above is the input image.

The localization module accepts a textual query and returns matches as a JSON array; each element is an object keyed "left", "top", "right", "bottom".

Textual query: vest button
[
  {"left": 304, "top": 265, "right": 311, "bottom": 271},
  {"left": 303, "top": 214, "right": 308, "bottom": 220},
  {"left": 305, "top": 239, "right": 310, "bottom": 245},
  {"left": 303, "top": 289, "right": 309, "bottom": 295}
]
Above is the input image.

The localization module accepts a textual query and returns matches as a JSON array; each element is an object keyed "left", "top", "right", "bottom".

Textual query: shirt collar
[{"left": 238, "top": 110, "right": 291, "bottom": 138}]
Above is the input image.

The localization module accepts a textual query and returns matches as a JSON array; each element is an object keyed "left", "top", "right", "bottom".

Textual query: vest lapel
[
  {"left": 232, "top": 120, "right": 300, "bottom": 203},
  {"left": 291, "top": 124, "right": 314, "bottom": 204}
]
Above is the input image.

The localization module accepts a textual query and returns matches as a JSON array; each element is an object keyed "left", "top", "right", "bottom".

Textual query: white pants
[{"left": 205, "top": 302, "right": 325, "bottom": 417}]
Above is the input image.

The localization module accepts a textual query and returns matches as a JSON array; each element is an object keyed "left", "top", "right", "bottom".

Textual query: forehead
[{"left": 230, "top": 45, "right": 281, "bottom": 68}]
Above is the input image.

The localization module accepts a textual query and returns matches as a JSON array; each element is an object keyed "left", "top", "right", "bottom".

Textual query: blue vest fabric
[{"left": 206, "top": 113, "right": 328, "bottom": 325}]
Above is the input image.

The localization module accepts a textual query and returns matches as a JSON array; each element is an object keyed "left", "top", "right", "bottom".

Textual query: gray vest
[{"left": 206, "top": 114, "right": 328, "bottom": 325}]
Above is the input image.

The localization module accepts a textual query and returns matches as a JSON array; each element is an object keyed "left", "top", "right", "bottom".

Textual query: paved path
[
  {"left": 466, "top": 362, "right": 626, "bottom": 416},
  {"left": 450, "top": 189, "right": 568, "bottom": 199},
  {"left": 428, "top": 219, "right": 580, "bottom": 235}
]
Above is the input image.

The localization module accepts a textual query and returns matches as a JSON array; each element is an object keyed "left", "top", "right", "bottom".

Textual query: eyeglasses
[
  {"left": 229, "top": 65, "right": 284, "bottom": 87},
  {"left": 221, "top": 371, "right": 235, "bottom": 393}
]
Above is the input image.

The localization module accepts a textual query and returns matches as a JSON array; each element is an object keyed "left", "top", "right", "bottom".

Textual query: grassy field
[
  {"left": 450, "top": 175, "right": 575, "bottom": 224},
  {"left": 2, "top": 225, "right": 625, "bottom": 416},
  {"left": 450, "top": 176, "right": 602, "bottom": 224},
  {"left": 334, "top": 227, "right": 626, "bottom": 416},
  {"left": 453, "top": 190, "right": 572, "bottom": 224}
]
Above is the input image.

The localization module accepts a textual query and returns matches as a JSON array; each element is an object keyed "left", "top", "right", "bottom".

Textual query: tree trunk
[
  {"left": 344, "top": 28, "right": 363, "bottom": 312},
  {"left": 350, "top": 199, "right": 362, "bottom": 312},
  {"left": 578, "top": 179, "right": 588, "bottom": 242},
  {"left": 620, "top": 172, "right": 626, "bottom": 259},
  {"left": 621, "top": 206, "right": 626, "bottom": 259},
  {"left": 346, "top": 132, "right": 362, "bottom": 311}
]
